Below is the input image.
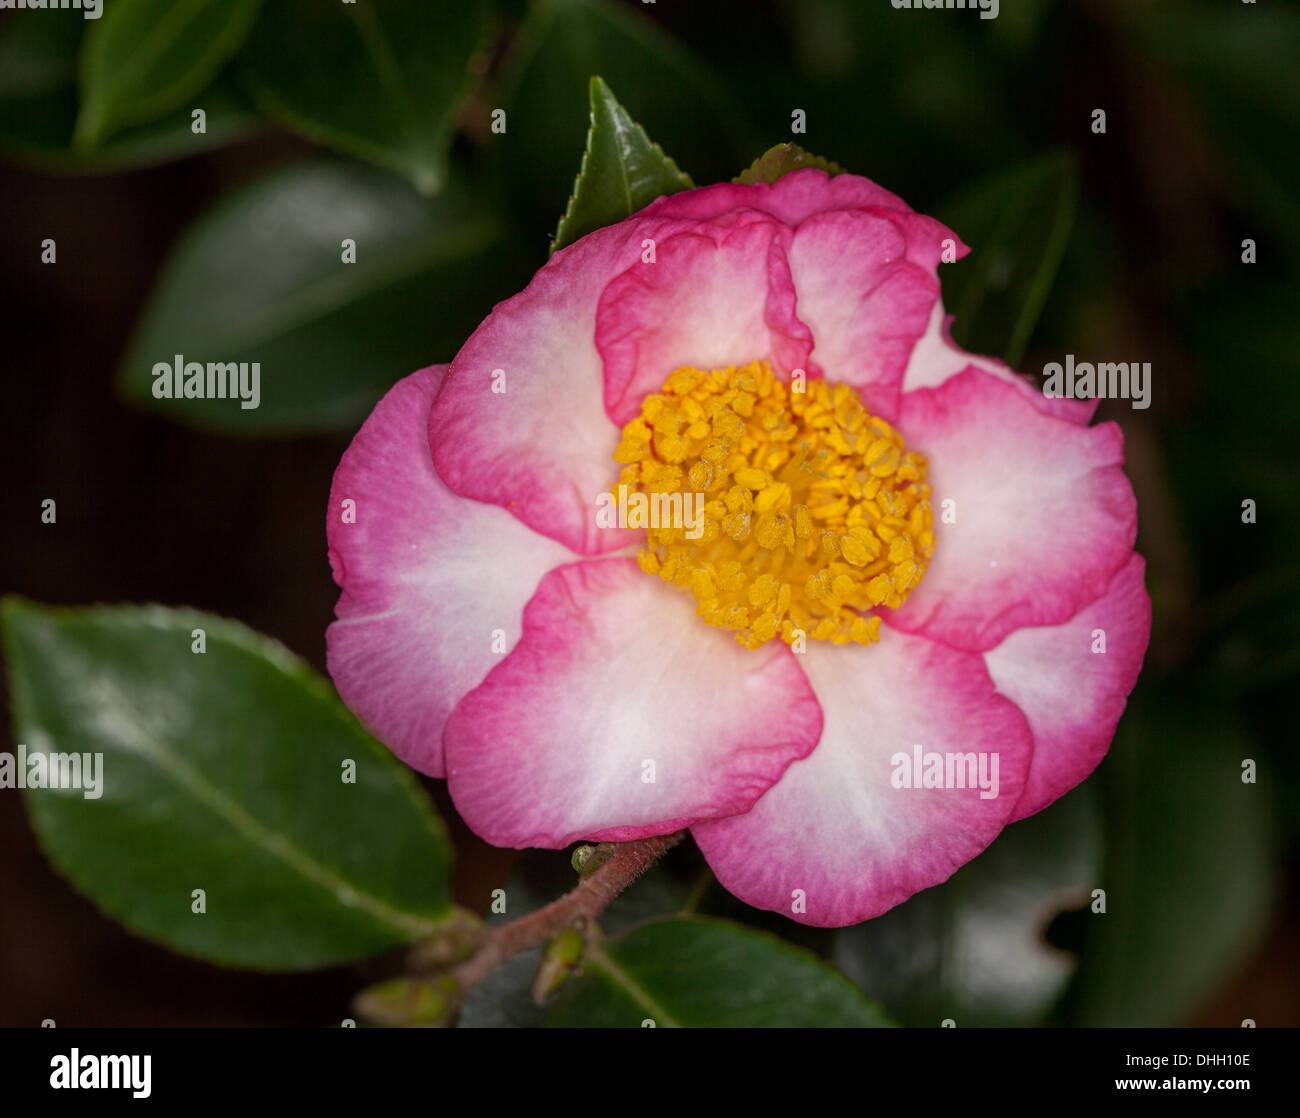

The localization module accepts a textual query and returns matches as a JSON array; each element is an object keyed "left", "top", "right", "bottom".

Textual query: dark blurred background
[{"left": 1, "top": 0, "right": 1296, "bottom": 1026}]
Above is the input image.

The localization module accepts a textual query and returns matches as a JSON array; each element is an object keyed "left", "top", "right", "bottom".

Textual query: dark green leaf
[
  {"left": 548, "top": 916, "right": 893, "bottom": 1027},
  {"left": 457, "top": 947, "right": 548, "bottom": 1029},
  {"left": 1068, "top": 690, "right": 1277, "bottom": 1025},
  {"left": 551, "top": 76, "right": 692, "bottom": 252},
  {"left": 496, "top": 0, "right": 755, "bottom": 237},
  {"left": 1, "top": 599, "right": 453, "bottom": 971},
  {"left": 1127, "top": 4, "right": 1300, "bottom": 251},
  {"left": 936, "top": 150, "right": 1078, "bottom": 367},
  {"left": 988, "top": 0, "right": 1057, "bottom": 55},
  {"left": 117, "top": 159, "right": 513, "bottom": 436},
  {"left": 237, "top": 0, "right": 492, "bottom": 195},
  {"left": 735, "top": 142, "right": 844, "bottom": 184},
  {"left": 75, "top": 0, "right": 264, "bottom": 147},
  {"left": 833, "top": 784, "right": 1101, "bottom": 1028},
  {"left": 0, "top": 16, "right": 257, "bottom": 172}
]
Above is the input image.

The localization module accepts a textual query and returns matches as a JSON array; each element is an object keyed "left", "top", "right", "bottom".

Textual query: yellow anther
[
  {"left": 690, "top": 568, "right": 717, "bottom": 602},
  {"left": 723, "top": 511, "right": 751, "bottom": 541},
  {"left": 753, "top": 481, "right": 790, "bottom": 514},
  {"left": 754, "top": 512, "right": 791, "bottom": 550},
  {"left": 866, "top": 573, "right": 893, "bottom": 605},
  {"left": 748, "top": 573, "right": 779, "bottom": 607},
  {"left": 839, "top": 535, "right": 872, "bottom": 567},
  {"left": 701, "top": 442, "right": 728, "bottom": 465},
  {"left": 749, "top": 612, "right": 780, "bottom": 644},
  {"left": 653, "top": 431, "right": 689, "bottom": 463},
  {"left": 888, "top": 535, "right": 914, "bottom": 563},
  {"left": 615, "top": 361, "right": 933, "bottom": 648},
  {"left": 831, "top": 573, "right": 855, "bottom": 599},
  {"left": 733, "top": 466, "right": 770, "bottom": 490},
  {"left": 614, "top": 438, "right": 647, "bottom": 464},
  {"left": 813, "top": 618, "right": 838, "bottom": 641},
  {"left": 687, "top": 461, "right": 713, "bottom": 490},
  {"left": 725, "top": 485, "right": 754, "bottom": 514},
  {"left": 810, "top": 498, "right": 849, "bottom": 520},
  {"left": 776, "top": 582, "right": 792, "bottom": 617}
]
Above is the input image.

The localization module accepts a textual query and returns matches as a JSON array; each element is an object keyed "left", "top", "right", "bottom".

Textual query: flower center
[{"left": 613, "top": 361, "right": 934, "bottom": 649}]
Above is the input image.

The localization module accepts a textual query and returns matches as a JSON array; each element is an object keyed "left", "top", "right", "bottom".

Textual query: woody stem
[{"left": 446, "top": 831, "right": 686, "bottom": 996}]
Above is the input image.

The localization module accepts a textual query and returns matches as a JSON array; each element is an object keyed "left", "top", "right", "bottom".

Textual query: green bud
[
  {"left": 531, "top": 926, "right": 588, "bottom": 1004},
  {"left": 407, "top": 907, "right": 485, "bottom": 971},
  {"left": 353, "top": 975, "right": 459, "bottom": 1028}
]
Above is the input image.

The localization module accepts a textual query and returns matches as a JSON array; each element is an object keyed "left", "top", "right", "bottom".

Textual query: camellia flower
[{"left": 326, "top": 169, "right": 1149, "bottom": 927}]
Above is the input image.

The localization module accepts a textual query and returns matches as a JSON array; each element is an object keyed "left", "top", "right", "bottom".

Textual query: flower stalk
[{"left": 357, "top": 831, "right": 686, "bottom": 1026}]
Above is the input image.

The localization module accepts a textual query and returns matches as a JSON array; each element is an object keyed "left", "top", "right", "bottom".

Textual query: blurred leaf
[
  {"left": 237, "top": 0, "right": 491, "bottom": 195},
  {"left": 75, "top": 0, "right": 263, "bottom": 147},
  {"left": 1126, "top": 2, "right": 1300, "bottom": 250},
  {"left": 833, "top": 785, "right": 1101, "bottom": 1028},
  {"left": 552, "top": 76, "right": 692, "bottom": 252},
  {"left": 1068, "top": 689, "right": 1277, "bottom": 1025},
  {"left": 496, "top": 0, "right": 755, "bottom": 239},
  {"left": 1167, "top": 275, "right": 1300, "bottom": 703},
  {"left": 936, "top": 150, "right": 1078, "bottom": 367},
  {"left": 988, "top": 0, "right": 1056, "bottom": 55},
  {"left": 118, "top": 159, "right": 513, "bottom": 436},
  {"left": 548, "top": 916, "right": 893, "bottom": 1027},
  {"left": 1, "top": 600, "right": 454, "bottom": 971},
  {"left": 457, "top": 946, "right": 548, "bottom": 1028},
  {"left": 735, "top": 141, "right": 843, "bottom": 184},
  {"left": 0, "top": 15, "right": 256, "bottom": 172},
  {"left": 777, "top": 0, "right": 1016, "bottom": 183}
]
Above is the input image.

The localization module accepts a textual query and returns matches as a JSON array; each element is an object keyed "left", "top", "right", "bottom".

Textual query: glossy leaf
[
  {"left": 551, "top": 76, "right": 692, "bottom": 252},
  {"left": 237, "top": 0, "right": 492, "bottom": 195},
  {"left": 0, "top": 16, "right": 256, "bottom": 172},
  {"left": 117, "top": 159, "right": 512, "bottom": 436},
  {"left": 496, "top": 0, "right": 754, "bottom": 236},
  {"left": 833, "top": 785, "right": 1101, "bottom": 1028},
  {"left": 1, "top": 599, "right": 453, "bottom": 971},
  {"left": 548, "top": 916, "right": 893, "bottom": 1027},
  {"left": 75, "top": 0, "right": 264, "bottom": 147},
  {"left": 936, "top": 150, "right": 1078, "bottom": 367}
]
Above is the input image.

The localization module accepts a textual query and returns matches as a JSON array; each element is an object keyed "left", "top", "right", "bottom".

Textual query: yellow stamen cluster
[{"left": 613, "top": 361, "right": 935, "bottom": 650}]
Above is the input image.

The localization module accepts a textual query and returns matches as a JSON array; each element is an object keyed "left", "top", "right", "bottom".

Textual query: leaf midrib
[
  {"left": 118, "top": 719, "right": 442, "bottom": 940},
  {"left": 91, "top": 0, "right": 211, "bottom": 115},
  {"left": 588, "top": 945, "right": 685, "bottom": 1028}
]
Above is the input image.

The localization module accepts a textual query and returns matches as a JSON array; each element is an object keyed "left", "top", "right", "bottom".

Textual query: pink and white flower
[{"left": 326, "top": 169, "right": 1149, "bottom": 927}]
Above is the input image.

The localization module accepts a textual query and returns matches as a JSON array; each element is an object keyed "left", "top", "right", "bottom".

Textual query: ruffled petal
[
  {"left": 788, "top": 208, "right": 940, "bottom": 421},
  {"left": 327, "top": 365, "right": 573, "bottom": 777},
  {"left": 692, "top": 630, "right": 1033, "bottom": 927},
  {"left": 641, "top": 168, "right": 920, "bottom": 228},
  {"left": 427, "top": 223, "right": 655, "bottom": 555},
  {"left": 887, "top": 367, "right": 1137, "bottom": 650},
  {"left": 444, "top": 558, "right": 824, "bottom": 848},
  {"left": 597, "top": 215, "right": 811, "bottom": 425},
  {"left": 902, "top": 301, "right": 1098, "bottom": 425},
  {"left": 985, "top": 554, "right": 1151, "bottom": 821}
]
